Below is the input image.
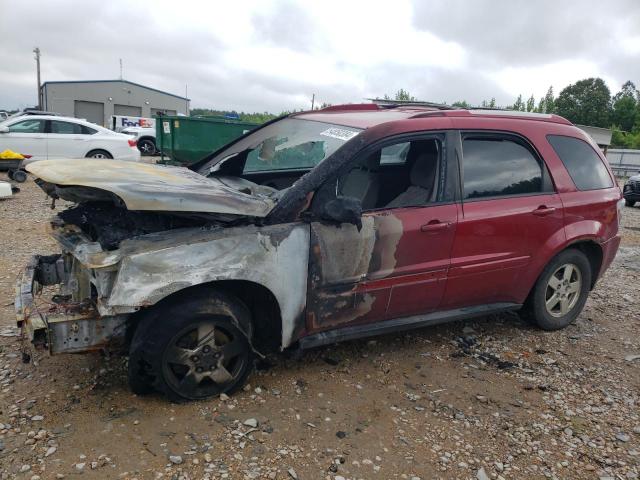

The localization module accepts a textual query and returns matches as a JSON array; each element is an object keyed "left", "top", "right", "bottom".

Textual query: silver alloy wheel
[
  {"left": 138, "top": 139, "right": 155, "bottom": 155},
  {"left": 545, "top": 263, "right": 582, "bottom": 317},
  {"left": 90, "top": 152, "right": 108, "bottom": 159},
  {"left": 162, "top": 319, "right": 246, "bottom": 399}
]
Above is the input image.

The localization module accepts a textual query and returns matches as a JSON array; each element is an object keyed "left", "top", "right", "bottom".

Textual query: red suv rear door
[{"left": 441, "top": 131, "right": 565, "bottom": 309}]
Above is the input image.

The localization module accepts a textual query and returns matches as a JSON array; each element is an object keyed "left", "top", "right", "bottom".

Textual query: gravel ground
[{"left": 0, "top": 178, "right": 639, "bottom": 480}]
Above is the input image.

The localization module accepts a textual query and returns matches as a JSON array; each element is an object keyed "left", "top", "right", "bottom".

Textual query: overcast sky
[{"left": 1, "top": 0, "right": 639, "bottom": 113}]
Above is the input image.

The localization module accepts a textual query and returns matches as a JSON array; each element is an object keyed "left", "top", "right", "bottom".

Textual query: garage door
[
  {"left": 114, "top": 104, "right": 142, "bottom": 116},
  {"left": 74, "top": 100, "right": 104, "bottom": 126},
  {"left": 151, "top": 108, "right": 177, "bottom": 116}
]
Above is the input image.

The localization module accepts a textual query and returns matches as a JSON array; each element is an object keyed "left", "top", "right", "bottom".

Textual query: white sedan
[{"left": 0, "top": 115, "right": 140, "bottom": 163}]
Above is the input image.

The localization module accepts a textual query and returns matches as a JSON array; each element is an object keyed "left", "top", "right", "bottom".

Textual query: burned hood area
[
  {"left": 54, "top": 202, "right": 227, "bottom": 250},
  {"left": 34, "top": 178, "right": 254, "bottom": 251}
]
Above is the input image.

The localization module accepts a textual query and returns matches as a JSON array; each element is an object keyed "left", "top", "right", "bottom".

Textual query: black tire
[
  {"left": 86, "top": 149, "right": 113, "bottom": 159},
  {"left": 137, "top": 138, "right": 156, "bottom": 156},
  {"left": 128, "top": 291, "right": 254, "bottom": 402},
  {"left": 12, "top": 170, "right": 27, "bottom": 183},
  {"left": 625, "top": 199, "right": 635, "bottom": 207},
  {"left": 524, "top": 249, "right": 591, "bottom": 331}
]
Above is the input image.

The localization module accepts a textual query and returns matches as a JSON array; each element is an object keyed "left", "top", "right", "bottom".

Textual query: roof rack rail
[{"left": 366, "top": 98, "right": 455, "bottom": 110}]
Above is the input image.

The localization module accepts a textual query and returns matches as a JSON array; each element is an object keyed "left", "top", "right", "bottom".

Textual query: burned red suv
[{"left": 17, "top": 104, "right": 622, "bottom": 401}]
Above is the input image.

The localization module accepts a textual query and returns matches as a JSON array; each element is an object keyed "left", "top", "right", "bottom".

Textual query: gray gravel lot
[{"left": 0, "top": 178, "right": 638, "bottom": 480}]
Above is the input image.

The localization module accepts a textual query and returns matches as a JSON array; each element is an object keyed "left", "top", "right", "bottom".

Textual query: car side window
[
  {"left": 380, "top": 142, "right": 410, "bottom": 165},
  {"left": 462, "top": 135, "right": 547, "bottom": 200},
  {"left": 547, "top": 135, "right": 613, "bottom": 190},
  {"left": 81, "top": 125, "right": 97, "bottom": 135},
  {"left": 50, "top": 121, "right": 84, "bottom": 134},
  {"left": 8, "top": 119, "right": 44, "bottom": 133},
  {"left": 336, "top": 138, "right": 441, "bottom": 211}
]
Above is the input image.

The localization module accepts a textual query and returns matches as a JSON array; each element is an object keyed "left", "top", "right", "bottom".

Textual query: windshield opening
[{"left": 199, "top": 118, "right": 362, "bottom": 178}]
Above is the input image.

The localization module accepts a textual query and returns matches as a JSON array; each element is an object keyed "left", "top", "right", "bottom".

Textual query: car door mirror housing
[
  {"left": 0, "top": 126, "right": 9, "bottom": 133},
  {"left": 320, "top": 195, "right": 363, "bottom": 230}
]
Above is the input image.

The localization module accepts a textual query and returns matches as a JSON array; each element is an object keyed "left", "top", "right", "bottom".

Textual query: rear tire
[
  {"left": 524, "top": 249, "right": 591, "bottom": 331},
  {"left": 137, "top": 138, "right": 156, "bottom": 156},
  {"left": 86, "top": 149, "right": 113, "bottom": 159},
  {"left": 128, "top": 291, "right": 254, "bottom": 402},
  {"left": 625, "top": 199, "right": 635, "bottom": 207}
]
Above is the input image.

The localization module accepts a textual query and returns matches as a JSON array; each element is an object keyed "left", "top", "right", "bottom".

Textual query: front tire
[
  {"left": 625, "top": 199, "right": 635, "bottom": 207},
  {"left": 525, "top": 249, "right": 591, "bottom": 331},
  {"left": 128, "top": 291, "right": 254, "bottom": 401}
]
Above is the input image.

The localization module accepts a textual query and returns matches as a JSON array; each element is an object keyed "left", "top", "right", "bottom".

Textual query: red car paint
[{"left": 297, "top": 105, "right": 621, "bottom": 340}]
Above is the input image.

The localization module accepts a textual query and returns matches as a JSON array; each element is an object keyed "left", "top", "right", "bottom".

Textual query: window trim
[
  {"left": 546, "top": 134, "right": 615, "bottom": 191},
  {"left": 459, "top": 130, "right": 556, "bottom": 203}
]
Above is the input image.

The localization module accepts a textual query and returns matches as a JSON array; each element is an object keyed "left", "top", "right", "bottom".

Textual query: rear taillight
[{"left": 128, "top": 139, "right": 137, "bottom": 147}]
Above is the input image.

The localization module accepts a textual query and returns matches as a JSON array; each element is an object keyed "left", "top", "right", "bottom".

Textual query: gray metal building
[
  {"left": 576, "top": 124, "right": 612, "bottom": 153},
  {"left": 41, "top": 80, "right": 190, "bottom": 127}
]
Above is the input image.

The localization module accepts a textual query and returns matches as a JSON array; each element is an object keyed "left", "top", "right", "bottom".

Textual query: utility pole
[
  {"left": 119, "top": 58, "right": 123, "bottom": 80},
  {"left": 311, "top": 93, "right": 315, "bottom": 110},
  {"left": 33, "top": 47, "right": 41, "bottom": 109},
  {"left": 185, "top": 84, "right": 189, "bottom": 115}
]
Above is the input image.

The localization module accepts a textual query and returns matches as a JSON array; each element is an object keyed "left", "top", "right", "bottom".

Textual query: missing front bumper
[{"left": 15, "top": 254, "right": 128, "bottom": 354}]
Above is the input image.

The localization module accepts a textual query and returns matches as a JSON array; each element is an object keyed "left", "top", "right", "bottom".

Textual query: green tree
[
  {"left": 189, "top": 108, "right": 277, "bottom": 124},
  {"left": 534, "top": 87, "right": 555, "bottom": 113},
  {"left": 394, "top": 89, "right": 416, "bottom": 101},
  {"left": 526, "top": 94, "right": 535, "bottom": 112},
  {"left": 511, "top": 95, "right": 525, "bottom": 111},
  {"left": 611, "top": 127, "right": 640, "bottom": 149},
  {"left": 554, "top": 77, "right": 612, "bottom": 127},
  {"left": 611, "top": 81, "right": 639, "bottom": 132},
  {"left": 542, "top": 86, "right": 555, "bottom": 113},
  {"left": 451, "top": 100, "right": 470, "bottom": 108},
  {"left": 481, "top": 98, "right": 497, "bottom": 108},
  {"left": 614, "top": 80, "right": 639, "bottom": 102}
]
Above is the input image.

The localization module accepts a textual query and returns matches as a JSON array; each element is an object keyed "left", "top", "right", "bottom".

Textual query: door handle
[
  {"left": 420, "top": 220, "right": 451, "bottom": 233},
  {"left": 532, "top": 205, "right": 556, "bottom": 216}
]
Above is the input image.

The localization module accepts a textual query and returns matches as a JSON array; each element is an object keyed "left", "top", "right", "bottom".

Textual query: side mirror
[
  {"left": 0, "top": 126, "right": 9, "bottom": 133},
  {"left": 320, "top": 195, "right": 363, "bottom": 230}
]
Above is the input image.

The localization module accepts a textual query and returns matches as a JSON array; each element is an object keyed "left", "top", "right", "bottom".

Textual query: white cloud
[
  {"left": 488, "top": 60, "right": 612, "bottom": 100},
  {"left": 621, "top": 36, "right": 640, "bottom": 55},
  {"left": 0, "top": 0, "right": 637, "bottom": 112}
]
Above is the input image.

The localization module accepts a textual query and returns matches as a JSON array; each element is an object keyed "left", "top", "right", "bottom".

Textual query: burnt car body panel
[
  {"left": 16, "top": 106, "right": 622, "bottom": 362},
  {"left": 27, "top": 159, "right": 276, "bottom": 216}
]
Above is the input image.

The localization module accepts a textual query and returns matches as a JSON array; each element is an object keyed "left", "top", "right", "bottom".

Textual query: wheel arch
[
  {"left": 564, "top": 239, "right": 603, "bottom": 289},
  {"left": 137, "top": 135, "right": 156, "bottom": 144},
  {"left": 85, "top": 148, "right": 113, "bottom": 158},
  {"left": 127, "top": 280, "right": 284, "bottom": 354},
  {"left": 524, "top": 238, "right": 603, "bottom": 309}
]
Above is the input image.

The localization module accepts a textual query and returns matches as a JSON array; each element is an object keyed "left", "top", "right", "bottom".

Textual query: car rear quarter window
[
  {"left": 81, "top": 125, "right": 97, "bottom": 135},
  {"left": 462, "top": 136, "right": 547, "bottom": 200},
  {"left": 547, "top": 135, "right": 613, "bottom": 190}
]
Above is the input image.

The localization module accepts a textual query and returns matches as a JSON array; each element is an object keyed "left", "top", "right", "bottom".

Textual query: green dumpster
[{"left": 156, "top": 116, "right": 259, "bottom": 167}]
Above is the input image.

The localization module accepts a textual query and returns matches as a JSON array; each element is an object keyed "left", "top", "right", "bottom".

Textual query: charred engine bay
[{"left": 56, "top": 202, "right": 227, "bottom": 250}]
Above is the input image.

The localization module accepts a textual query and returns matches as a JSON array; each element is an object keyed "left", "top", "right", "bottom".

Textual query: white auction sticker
[{"left": 320, "top": 127, "right": 359, "bottom": 141}]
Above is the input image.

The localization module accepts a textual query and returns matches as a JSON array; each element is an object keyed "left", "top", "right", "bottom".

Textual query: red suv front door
[
  {"left": 441, "top": 132, "right": 564, "bottom": 309},
  {"left": 306, "top": 134, "right": 458, "bottom": 332}
]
